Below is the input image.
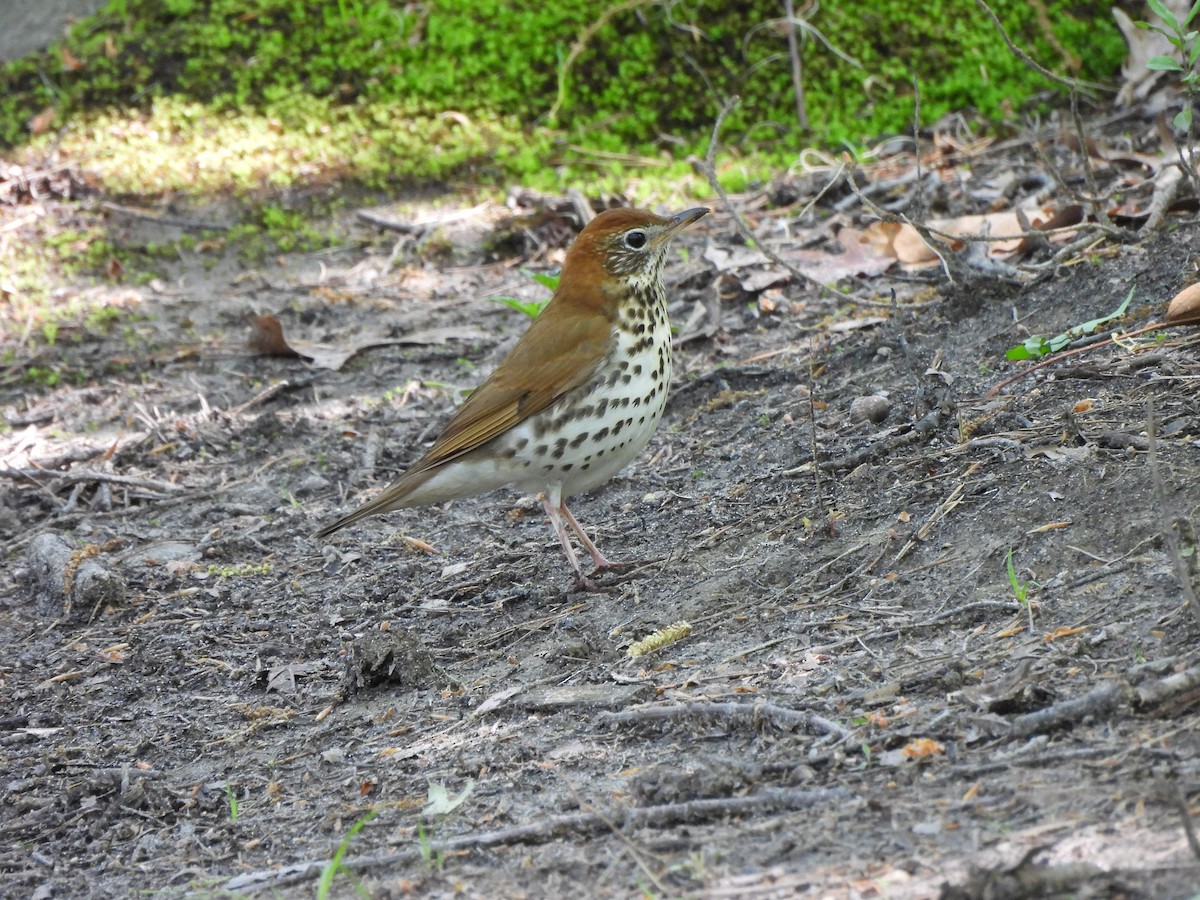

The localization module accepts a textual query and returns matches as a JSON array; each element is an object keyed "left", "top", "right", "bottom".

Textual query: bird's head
[{"left": 560, "top": 207, "right": 709, "bottom": 293}]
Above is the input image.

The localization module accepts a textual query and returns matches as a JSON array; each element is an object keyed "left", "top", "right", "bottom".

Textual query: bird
[{"left": 314, "top": 205, "right": 709, "bottom": 588}]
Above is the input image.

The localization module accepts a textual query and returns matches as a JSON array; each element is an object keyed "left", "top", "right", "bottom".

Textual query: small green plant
[
  {"left": 1006, "top": 547, "right": 1036, "bottom": 631},
  {"left": 1005, "top": 547, "right": 1029, "bottom": 604},
  {"left": 1006, "top": 288, "right": 1133, "bottom": 360},
  {"left": 416, "top": 779, "right": 475, "bottom": 871},
  {"left": 225, "top": 781, "right": 239, "bottom": 823},
  {"left": 1141, "top": 0, "right": 1200, "bottom": 134},
  {"left": 491, "top": 271, "right": 558, "bottom": 319},
  {"left": 416, "top": 819, "right": 442, "bottom": 871},
  {"left": 25, "top": 366, "right": 62, "bottom": 387},
  {"left": 317, "top": 809, "right": 376, "bottom": 900}
]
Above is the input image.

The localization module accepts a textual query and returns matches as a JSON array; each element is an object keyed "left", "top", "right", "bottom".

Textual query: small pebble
[
  {"left": 294, "top": 474, "right": 331, "bottom": 495},
  {"left": 850, "top": 394, "right": 891, "bottom": 424}
]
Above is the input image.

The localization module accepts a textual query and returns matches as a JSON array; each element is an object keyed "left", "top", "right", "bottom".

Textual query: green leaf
[
  {"left": 1149, "top": 0, "right": 1181, "bottom": 30},
  {"left": 1147, "top": 55, "right": 1186, "bottom": 71},
  {"left": 530, "top": 272, "right": 560, "bottom": 291},
  {"left": 1176, "top": 105, "right": 1194, "bottom": 132},
  {"left": 1004, "top": 289, "right": 1134, "bottom": 361},
  {"left": 1006, "top": 338, "right": 1050, "bottom": 361},
  {"left": 1187, "top": 0, "right": 1200, "bottom": 27},
  {"left": 491, "top": 296, "right": 549, "bottom": 318}
]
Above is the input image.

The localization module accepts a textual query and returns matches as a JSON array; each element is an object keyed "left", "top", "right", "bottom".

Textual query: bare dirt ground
[{"left": 4, "top": 118, "right": 1200, "bottom": 899}]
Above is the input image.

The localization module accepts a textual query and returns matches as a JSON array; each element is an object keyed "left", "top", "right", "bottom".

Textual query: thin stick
[
  {"left": 783, "top": 0, "right": 808, "bottom": 130},
  {"left": 600, "top": 700, "right": 851, "bottom": 739},
  {"left": 1146, "top": 398, "right": 1200, "bottom": 628},
  {"left": 222, "top": 787, "right": 852, "bottom": 894},
  {"left": 693, "top": 96, "right": 831, "bottom": 294},
  {"left": 972, "top": 0, "right": 1107, "bottom": 94}
]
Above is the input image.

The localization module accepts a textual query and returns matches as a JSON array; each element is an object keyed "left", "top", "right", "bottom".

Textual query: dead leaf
[
  {"left": 246, "top": 314, "right": 487, "bottom": 370},
  {"left": 1045, "top": 626, "right": 1086, "bottom": 642},
  {"left": 1167, "top": 283, "right": 1200, "bottom": 325},
  {"left": 247, "top": 315, "right": 300, "bottom": 357},
  {"left": 781, "top": 227, "right": 898, "bottom": 281},
  {"left": 60, "top": 47, "right": 84, "bottom": 72},
  {"left": 901, "top": 738, "right": 945, "bottom": 759},
  {"left": 28, "top": 107, "right": 56, "bottom": 135}
]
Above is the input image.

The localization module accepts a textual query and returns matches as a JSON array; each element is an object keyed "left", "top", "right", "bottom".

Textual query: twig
[
  {"left": 547, "top": 0, "right": 659, "bottom": 122},
  {"left": 1008, "top": 681, "right": 1128, "bottom": 738},
  {"left": 1146, "top": 398, "right": 1200, "bottom": 628},
  {"left": 972, "top": 0, "right": 1107, "bottom": 95},
  {"left": 599, "top": 701, "right": 851, "bottom": 739},
  {"left": 692, "top": 96, "right": 830, "bottom": 294},
  {"left": 229, "top": 381, "right": 290, "bottom": 415},
  {"left": 0, "top": 466, "right": 183, "bottom": 495},
  {"left": 783, "top": 0, "right": 808, "bottom": 130},
  {"left": 1135, "top": 664, "right": 1200, "bottom": 709},
  {"left": 844, "top": 174, "right": 958, "bottom": 284},
  {"left": 221, "top": 787, "right": 852, "bottom": 894},
  {"left": 1177, "top": 788, "right": 1200, "bottom": 862}
]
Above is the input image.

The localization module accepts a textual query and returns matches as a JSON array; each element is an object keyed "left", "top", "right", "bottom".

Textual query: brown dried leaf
[
  {"left": 247, "top": 315, "right": 488, "bottom": 370},
  {"left": 1166, "top": 283, "right": 1200, "bottom": 326}
]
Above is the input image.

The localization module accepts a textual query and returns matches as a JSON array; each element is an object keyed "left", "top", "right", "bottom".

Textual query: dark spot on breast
[
  {"left": 620, "top": 397, "right": 630, "bottom": 408},
  {"left": 593, "top": 427, "right": 610, "bottom": 442},
  {"left": 581, "top": 463, "right": 590, "bottom": 470},
  {"left": 632, "top": 396, "right": 642, "bottom": 407},
  {"left": 534, "top": 444, "right": 548, "bottom": 456},
  {"left": 632, "top": 364, "right": 642, "bottom": 376},
  {"left": 621, "top": 374, "right": 632, "bottom": 385},
  {"left": 613, "top": 421, "right": 624, "bottom": 436},
  {"left": 514, "top": 437, "right": 528, "bottom": 451},
  {"left": 570, "top": 432, "right": 589, "bottom": 448},
  {"left": 561, "top": 463, "right": 573, "bottom": 472},
  {"left": 638, "top": 415, "right": 645, "bottom": 424},
  {"left": 597, "top": 399, "right": 609, "bottom": 416},
  {"left": 501, "top": 447, "right": 517, "bottom": 459}
]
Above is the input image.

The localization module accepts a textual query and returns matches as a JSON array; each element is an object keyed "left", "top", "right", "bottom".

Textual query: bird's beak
[{"left": 653, "top": 207, "right": 709, "bottom": 244}]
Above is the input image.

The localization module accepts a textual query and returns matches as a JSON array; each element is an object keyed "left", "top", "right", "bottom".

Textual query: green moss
[{"left": 0, "top": 0, "right": 1124, "bottom": 195}]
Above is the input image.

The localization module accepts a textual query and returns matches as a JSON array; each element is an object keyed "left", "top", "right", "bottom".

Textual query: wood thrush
[{"left": 315, "top": 206, "right": 709, "bottom": 586}]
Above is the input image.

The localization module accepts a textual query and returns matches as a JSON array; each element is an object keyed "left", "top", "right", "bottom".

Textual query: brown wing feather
[{"left": 417, "top": 301, "right": 614, "bottom": 468}]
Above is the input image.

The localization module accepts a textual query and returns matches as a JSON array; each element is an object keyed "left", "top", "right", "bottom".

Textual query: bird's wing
[{"left": 410, "top": 301, "right": 614, "bottom": 473}]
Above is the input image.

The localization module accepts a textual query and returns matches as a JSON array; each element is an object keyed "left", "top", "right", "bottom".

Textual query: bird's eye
[{"left": 624, "top": 229, "right": 648, "bottom": 250}]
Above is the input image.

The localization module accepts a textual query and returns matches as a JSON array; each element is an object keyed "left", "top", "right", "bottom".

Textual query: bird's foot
[{"left": 571, "top": 573, "right": 603, "bottom": 593}]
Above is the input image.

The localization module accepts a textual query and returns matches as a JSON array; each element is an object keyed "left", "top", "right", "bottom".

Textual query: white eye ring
[{"left": 624, "top": 229, "right": 648, "bottom": 250}]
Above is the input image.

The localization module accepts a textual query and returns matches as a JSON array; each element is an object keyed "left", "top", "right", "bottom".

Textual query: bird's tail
[{"left": 311, "top": 466, "right": 440, "bottom": 540}]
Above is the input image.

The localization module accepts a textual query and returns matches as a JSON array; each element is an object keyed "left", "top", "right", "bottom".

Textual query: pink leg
[
  {"left": 541, "top": 495, "right": 588, "bottom": 581},
  {"left": 559, "top": 501, "right": 623, "bottom": 570}
]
